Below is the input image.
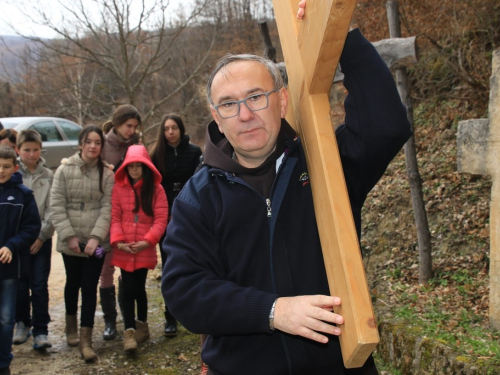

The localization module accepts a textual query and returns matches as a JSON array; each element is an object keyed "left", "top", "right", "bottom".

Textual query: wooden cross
[
  {"left": 457, "top": 49, "right": 500, "bottom": 329},
  {"left": 272, "top": 0, "right": 379, "bottom": 368}
]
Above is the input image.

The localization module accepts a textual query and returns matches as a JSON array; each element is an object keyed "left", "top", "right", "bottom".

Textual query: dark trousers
[
  {"left": 62, "top": 253, "right": 104, "bottom": 328},
  {"left": 16, "top": 238, "right": 52, "bottom": 336},
  {"left": 120, "top": 268, "right": 148, "bottom": 330},
  {"left": 160, "top": 232, "right": 172, "bottom": 321},
  {"left": 0, "top": 278, "right": 18, "bottom": 369}
]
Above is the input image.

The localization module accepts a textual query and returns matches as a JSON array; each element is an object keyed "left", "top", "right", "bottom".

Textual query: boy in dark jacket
[{"left": 0, "top": 145, "right": 41, "bottom": 375}]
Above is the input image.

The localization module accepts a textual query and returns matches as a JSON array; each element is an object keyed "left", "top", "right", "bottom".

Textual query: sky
[{"left": 0, "top": 0, "right": 189, "bottom": 38}]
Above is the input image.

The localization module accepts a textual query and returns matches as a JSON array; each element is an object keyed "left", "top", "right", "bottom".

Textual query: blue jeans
[
  {"left": 0, "top": 278, "right": 19, "bottom": 369},
  {"left": 16, "top": 238, "right": 52, "bottom": 336}
]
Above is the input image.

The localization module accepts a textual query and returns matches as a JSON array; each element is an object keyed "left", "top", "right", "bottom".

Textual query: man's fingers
[
  {"left": 297, "top": 0, "right": 306, "bottom": 19},
  {"left": 313, "top": 294, "right": 341, "bottom": 308},
  {"left": 310, "top": 305, "right": 344, "bottom": 326},
  {"left": 274, "top": 295, "right": 344, "bottom": 343}
]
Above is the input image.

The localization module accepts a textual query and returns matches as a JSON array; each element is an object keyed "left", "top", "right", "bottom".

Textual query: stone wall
[{"left": 376, "top": 320, "right": 499, "bottom": 374}]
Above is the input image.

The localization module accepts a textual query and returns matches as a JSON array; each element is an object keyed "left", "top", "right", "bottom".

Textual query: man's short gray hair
[{"left": 206, "top": 54, "right": 285, "bottom": 105}]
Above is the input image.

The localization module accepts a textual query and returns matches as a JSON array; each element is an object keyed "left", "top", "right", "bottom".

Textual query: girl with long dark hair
[
  {"left": 50, "top": 126, "right": 115, "bottom": 362},
  {"left": 100, "top": 104, "right": 141, "bottom": 340},
  {"left": 150, "top": 113, "right": 201, "bottom": 336},
  {"left": 110, "top": 145, "right": 168, "bottom": 353}
]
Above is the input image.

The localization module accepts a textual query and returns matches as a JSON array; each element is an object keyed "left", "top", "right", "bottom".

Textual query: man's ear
[
  {"left": 210, "top": 107, "right": 223, "bottom": 133},
  {"left": 15, "top": 147, "right": 20, "bottom": 155},
  {"left": 279, "top": 88, "right": 289, "bottom": 119}
]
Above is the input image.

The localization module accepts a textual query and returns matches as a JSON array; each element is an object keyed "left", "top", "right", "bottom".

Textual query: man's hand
[
  {"left": 67, "top": 236, "right": 81, "bottom": 254},
  {"left": 84, "top": 238, "right": 100, "bottom": 256},
  {"left": 30, "top": 239, "right": 44, "bottom": 255},
  {"left": 297, "top": 0, "right": 306, "bottom": 19},
  {"left": 0, "top": 247, "right": 12, "bottom": 264},
  {"left": 273, "top": 295, "right": 344, "bottom": 344}
]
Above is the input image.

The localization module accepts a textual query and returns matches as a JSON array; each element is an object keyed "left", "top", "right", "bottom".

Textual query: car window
[
  {"left": 57, "top": 120, "right": 81, "bottom": 141},
  {"left": 0, "top": 120, "right": 19, "bottom": 129},
  {"left": 29, "top": 121, "right": 63, "bottom": 142}
]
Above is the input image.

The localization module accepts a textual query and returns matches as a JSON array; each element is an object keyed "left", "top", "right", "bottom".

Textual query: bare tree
[{"left": 3, "top": 0, "right": 220, "bottom": 129}]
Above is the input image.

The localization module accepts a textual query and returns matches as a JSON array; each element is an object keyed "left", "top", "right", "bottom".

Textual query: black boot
[
  {"left": 100, "top": 286, "right": 117, "bottom": 340},
  {"left": 164, "top": 308, "right": 178, "bottom": 337}
]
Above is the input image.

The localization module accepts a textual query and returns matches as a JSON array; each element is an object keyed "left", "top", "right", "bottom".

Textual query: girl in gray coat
[{"left": 50, "top": 126, "right": 115, "bottom": 363}]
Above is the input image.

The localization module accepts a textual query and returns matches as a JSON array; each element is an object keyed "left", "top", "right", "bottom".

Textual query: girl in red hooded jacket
[{"left": 110, "top": 145, "right": 168, "bottom": 353}]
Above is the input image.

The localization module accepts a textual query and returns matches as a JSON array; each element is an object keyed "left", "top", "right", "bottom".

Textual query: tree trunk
[
  {"left": 258, "top": 21, "right": 276, "bottom": 62},
  {"left": 386, "top": 0, "right": 433, "bottom": 283}
]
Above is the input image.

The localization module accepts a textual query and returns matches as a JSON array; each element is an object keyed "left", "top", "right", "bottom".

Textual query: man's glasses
[{"left": 213, "top": 88, "right": 280, "bottom": 119}]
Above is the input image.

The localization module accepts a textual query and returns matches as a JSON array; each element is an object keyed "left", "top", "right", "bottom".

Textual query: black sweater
[
  {"left": 162, "top": 29, "right": 411, "bottom": 375},
  {"left": 151, "top": 135, "right": 202, "bottom": 214}
]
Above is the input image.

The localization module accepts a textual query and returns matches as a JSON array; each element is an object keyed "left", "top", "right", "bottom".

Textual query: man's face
[
  {"left": 0, "top": 158, "right": 18, "bottom": 184},
  {"left": 210, "top": 60, "right": 288, "bottom": 168}
]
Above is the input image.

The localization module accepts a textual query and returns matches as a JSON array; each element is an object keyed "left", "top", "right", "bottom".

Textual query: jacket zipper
[{"left": 266, "top": 198, "right": 272, "bottom": 218}]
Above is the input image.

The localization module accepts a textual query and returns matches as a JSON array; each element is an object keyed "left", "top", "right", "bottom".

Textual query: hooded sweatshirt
[{"left": 110, "top": 145, "right": 168, "bottom": 272}]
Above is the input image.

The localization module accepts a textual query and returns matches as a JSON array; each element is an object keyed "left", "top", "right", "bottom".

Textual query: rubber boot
[
  {"left": 65, "top": 314, "right": 79, "bottom": 347},
  {"left": 164, "top": 308, "right": 178, "bottom": 337},
  {"left": 79, "top": 327, "right": 97, "bottom": 363},
  {"left": 123, "top": 329, "right": 137, "bottom": 353},
  {"left": 100, "top": 286, "right": 117, "bottom": 340},
  {"left": 135, "top": 320, "right": 150, "bottom": 344}
]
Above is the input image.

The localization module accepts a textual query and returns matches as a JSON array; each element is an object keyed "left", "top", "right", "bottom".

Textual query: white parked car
[{"left": 0, "top": 117, "right": 82, "bottom": 169}]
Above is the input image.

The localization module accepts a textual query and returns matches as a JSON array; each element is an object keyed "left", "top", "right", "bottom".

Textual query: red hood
[{"left": 115, "top": 145, "right": 162, "bottom": 186}]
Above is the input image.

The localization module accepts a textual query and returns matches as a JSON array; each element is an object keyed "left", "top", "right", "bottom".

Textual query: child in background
[
  {"left": 12, "top": 130, "right": 54, "bottom": 350},
  {"left": 110, "top": 145, "right": 168, "bottom": 353},
  {"left": 0, "top": 145, "right": 41, "bottom": 375},
  {"left": 0, "top": 129, "right": 18, "bottom": 149},
  {"left": 50, "top": 126, "right": 115, "bottom": 363},
  {"left": 100, "top": 104, "right": 141, "bottom": 341}
]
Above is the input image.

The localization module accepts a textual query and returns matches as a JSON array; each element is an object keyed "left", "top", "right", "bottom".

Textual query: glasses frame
[{"left": 213, "top": 88, "right": 280, "bottom": 119}]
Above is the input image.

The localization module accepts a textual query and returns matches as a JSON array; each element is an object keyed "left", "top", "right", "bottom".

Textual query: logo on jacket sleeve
[
  {"left": 7, "top": 196, "right": 15, "bottom": 201},
  {"left": 299, "top": 172, "right": 309, "bottom": 186}
]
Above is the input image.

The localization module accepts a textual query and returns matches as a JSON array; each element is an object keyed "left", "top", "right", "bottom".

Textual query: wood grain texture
[{"left": 272, "top": 0, "right": 379, "bottom": 368}]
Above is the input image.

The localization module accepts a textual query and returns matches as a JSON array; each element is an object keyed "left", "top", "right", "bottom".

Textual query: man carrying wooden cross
[{"left": 161, "top": 1, "right": 411, "bottom": 374}]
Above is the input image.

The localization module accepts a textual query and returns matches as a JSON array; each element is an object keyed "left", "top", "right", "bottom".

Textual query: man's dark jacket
[
  {"left": 162, "top": 29, "right": 412, "bottom": 375},
  {"left": 0, "top": 172, "right": 41, "bottom": 280}
]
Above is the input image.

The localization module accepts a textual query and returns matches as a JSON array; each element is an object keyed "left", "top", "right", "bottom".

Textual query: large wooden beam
[{"left": 272, "top": 0, "right": 379, "bottom": 368}]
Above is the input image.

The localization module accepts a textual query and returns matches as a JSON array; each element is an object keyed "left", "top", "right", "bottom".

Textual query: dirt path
[{"left": 10, "top": 242, "right": 202, "bottom": 375}]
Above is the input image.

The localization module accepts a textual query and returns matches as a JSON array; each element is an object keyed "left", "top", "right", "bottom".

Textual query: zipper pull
[
  {"left": 266, "top": 198, "right": 272, "bottom": 218},
  {"left": 134, "top": 214, "right": 139, "bottom": 223}
]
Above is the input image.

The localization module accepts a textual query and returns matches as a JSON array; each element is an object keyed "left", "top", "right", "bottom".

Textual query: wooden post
[
  {"left": 457, "top": 50, "right": 500, "bottom": 329},
  {"left": 386, "top": 0, "right": 432, "bottom": 283},
  {"left": 272, "top": 0, "right": 379, "bottom": 368}
]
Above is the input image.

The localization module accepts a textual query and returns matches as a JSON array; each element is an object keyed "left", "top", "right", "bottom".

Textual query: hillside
[
  {"left": 0, "top": 35, "right": 43, "bottom": 80},
  {"left": 362, "top": 97, "right": 497, "bottom": 372}
]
